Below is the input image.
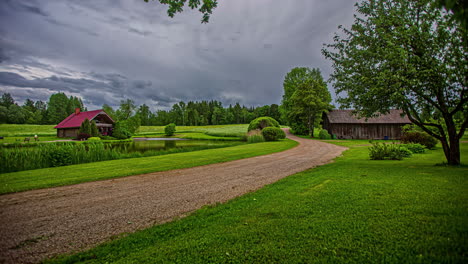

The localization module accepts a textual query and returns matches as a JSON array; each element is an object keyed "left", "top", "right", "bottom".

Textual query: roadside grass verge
[
  {"left": 48, "top": 142, "right": 467, "bottom": 263},
  {"left": 0, "top": 139, "right": 297, "bottom": 194}
]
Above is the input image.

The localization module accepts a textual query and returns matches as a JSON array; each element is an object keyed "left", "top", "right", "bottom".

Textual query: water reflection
[{"left": 106, "top": 139, "right": 243, "bottom": 153}]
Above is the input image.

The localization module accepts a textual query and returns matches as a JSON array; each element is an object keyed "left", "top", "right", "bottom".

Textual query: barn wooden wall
[
  {"left": 325, "top": 123, "right": 406, "bottom": 140},
  {"left": 57, "top": 128, "right": 79, "bottom": 138}
]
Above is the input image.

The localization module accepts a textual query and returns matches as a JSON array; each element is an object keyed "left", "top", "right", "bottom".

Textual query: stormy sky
[{"left": 0, "top": 0, "right": 357, "bottom": 110}]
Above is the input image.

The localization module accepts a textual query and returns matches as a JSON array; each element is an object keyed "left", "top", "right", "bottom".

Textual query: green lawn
[
  {"left": 0, "top": 124, "right": 57, "bottom": 137},
  {"left": 0, "top": 124, "right": 249, "bottom": 142},
  {"left": 48, "top": 141, "right": 468, "bottom": 263},
  {"left": 0, "top": 139, "right": 297, "bottom": 194}
]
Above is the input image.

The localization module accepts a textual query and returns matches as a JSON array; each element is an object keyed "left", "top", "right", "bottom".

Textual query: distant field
[
  {"left": 0, "top": 124, "right": 249, "bottom": 137},
  {"left": 137, "top": 124, "right": 249, "bottom": 137},
  {"left": 0, "top": 124, "right": 57, "bottom": 137}
]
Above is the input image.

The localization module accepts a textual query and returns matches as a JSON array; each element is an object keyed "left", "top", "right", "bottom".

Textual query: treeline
[
  {"left": 104, "top": 100, "right": 282, "bottom": 126},
  {"left": 0, "top": 93, "right": 85, "bottom": 125},
  {"left": 0, "top": 92, "right": 282, "bottom": 126}
]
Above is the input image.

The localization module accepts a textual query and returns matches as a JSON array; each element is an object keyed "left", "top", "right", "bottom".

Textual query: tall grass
[
  {"left": 0, "top": 141, "right": 244, "bottom": 174},
  {"left": 0, "top": 142, "right": 121, "bottom": 173}
]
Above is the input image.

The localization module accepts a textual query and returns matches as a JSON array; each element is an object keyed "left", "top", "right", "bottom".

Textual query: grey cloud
[
  {"left": 0, "top": 0, "right": 48, "bottom": 17},
  {"left": 128, "top": 28, "right": 153, "bottom": 37},
  {"left": 0, "top": 0, "right": 358, "bottom": 110},
  {"left": 44, "top": 18, "right": 99, "bottom": 37},
  {"left": 0, "top": 48, "right": 10, "bottom": 63}
]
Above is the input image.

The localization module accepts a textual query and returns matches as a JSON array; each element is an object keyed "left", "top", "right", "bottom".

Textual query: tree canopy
[
  {"left": 144, "top": 0, "right": 218, "bottom": 23},
  {"left": 323, "top": 0, "right": 467, "bottom": 165},
  {"left": 281, "top": 67, "right": 332, "bottom": 137}
]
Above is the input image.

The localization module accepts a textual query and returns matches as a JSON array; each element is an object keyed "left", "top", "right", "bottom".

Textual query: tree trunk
[
  {"left": 308, "top": 115, "right": 315, "bottom": 137},
  {"left": 440, "top": 122, "right": 461, "bottom": 165}
]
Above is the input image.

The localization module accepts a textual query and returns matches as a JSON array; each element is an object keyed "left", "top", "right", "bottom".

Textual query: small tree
[
  {"left": 79, "top": 119, "right": 91, "bottom": 135},
  {"left": 165, "top": 123, "right": 176, "bottom": 136},
  {"left": 90, "top": 121, "right": 99, "bottom": 137}
]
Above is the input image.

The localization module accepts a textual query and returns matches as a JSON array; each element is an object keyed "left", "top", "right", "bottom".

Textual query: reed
[{"left": 0, "top": 141, "right": 243, "bottom": 174}]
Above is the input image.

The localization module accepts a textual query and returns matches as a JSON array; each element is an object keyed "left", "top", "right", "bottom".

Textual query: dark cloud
[
  {"left": 0, "top": 0, "right": 358, "bottom": 110},
  {"left": 128, "top": 28, "right": 153, "bottom": 37},
  {"left": 0, "top": 48, "right": 10, "bottom": 63}
]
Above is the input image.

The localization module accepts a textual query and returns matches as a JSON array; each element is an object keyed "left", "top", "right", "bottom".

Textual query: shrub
[
  {"left": 113, "top": 122, "right": 132, "bottom": 139},
  {"left": 246, "top": 129, "right": 265, "bottom": 143},
  {"left": 398, "top": 147, "right": 413, "bottom": 158},
  {"left": 368, "top": 142, "right": 412, "bottom": 160},
  {"left": 319, "top": 129, "right": 331, "bottom": 139},
  {"left": 100, "top": 135, "right": 117, "bottom": 140},
  {"left": 261, "top": 127, "right": 286, "bottom": 141},
  {"left": 401, "top": 143, "right": 426, "bottom": 154},
  {"left": 248, "top": 117, "right": 280, "bottom": 132},
  {"left": 87, "top": 137, "right": 101, "bottom": 141},
  {"left": 401, "top": 131, "right": 437, "bottom": 149},
  {"left": 262, "top": 127, "right": 286, "bottom": 141},
  {"left": 165, "top": 123, "right": 176, "bottom": 136},
  {"left": 77, "top": 133, "right": 91, "bottom": 140},
  {"left": 289, "top": 122, "right": 309, "bottom": 135},
  {"left": 247, "top": 135, "right": 265, "bottom": 143}
]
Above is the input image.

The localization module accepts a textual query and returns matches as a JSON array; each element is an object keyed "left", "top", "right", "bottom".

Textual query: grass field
[
  {"left": 0, "top": 139, "right": 297, "bottom": 194},
  {"left": 0, "top": 124, "right": 250, "bottom": 142},
  {"left": 47, "top": 140, "right": 468, "bottom": 263}
]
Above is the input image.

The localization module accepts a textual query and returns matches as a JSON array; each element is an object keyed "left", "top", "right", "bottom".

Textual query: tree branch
[{"left": 403, "top": 105, "right": 443, "bottom": 140}]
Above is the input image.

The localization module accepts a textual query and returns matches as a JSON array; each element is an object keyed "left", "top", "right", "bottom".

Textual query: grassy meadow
[{"left": 47, "top": 140, "right": 468, "bottom": 263}]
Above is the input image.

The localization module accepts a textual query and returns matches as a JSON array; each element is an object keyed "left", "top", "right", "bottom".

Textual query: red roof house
[{"left": 54, "top": 108, "right": 115, "bottom": 138}]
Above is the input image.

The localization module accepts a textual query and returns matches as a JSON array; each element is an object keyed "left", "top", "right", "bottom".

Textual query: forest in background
[{"left": 0, "top": 92, "right": 282, "bottom": 126}]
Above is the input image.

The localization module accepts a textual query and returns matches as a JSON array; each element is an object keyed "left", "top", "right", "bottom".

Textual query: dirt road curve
[{"left": 0, "top": 130, "right": 347, "bottom": 263}]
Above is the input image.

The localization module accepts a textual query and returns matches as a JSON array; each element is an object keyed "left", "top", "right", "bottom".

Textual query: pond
[{"left": 107, "top": 138, "right": 245, "bottom": 153}]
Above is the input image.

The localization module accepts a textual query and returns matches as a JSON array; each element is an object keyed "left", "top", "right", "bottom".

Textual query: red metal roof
[{"left": 54, "top": 109, "right": 113, "bottom": 129}]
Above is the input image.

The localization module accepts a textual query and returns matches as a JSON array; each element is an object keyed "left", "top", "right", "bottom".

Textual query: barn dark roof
[{"left": 325, "top": 109, "right": 411, "bottom": 124}]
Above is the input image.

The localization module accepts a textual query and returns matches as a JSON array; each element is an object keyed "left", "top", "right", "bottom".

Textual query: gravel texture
[{"left": 0, "top": 130, "right": 347, "bottom": 263}]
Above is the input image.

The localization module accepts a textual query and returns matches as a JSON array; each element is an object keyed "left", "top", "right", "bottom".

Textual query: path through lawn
[{"left": 0, "top": 130, "right": 346, "bottom": 264}]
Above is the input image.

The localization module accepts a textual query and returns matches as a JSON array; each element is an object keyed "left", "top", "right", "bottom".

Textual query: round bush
[
  {"left": 401, "top": 131, "right": 437, "bottom": 149},
  {"left": 319, "top": 129, "right": 331, "bottom": 139},
  {"left": 165, "top": 123, "right": 176, "bottom": 136},
  {"left": 262, "top": 127, "right": 286, "bottom": 141},
  {"left": 248, "top": 117, "right": 280, "bottom": 132}
]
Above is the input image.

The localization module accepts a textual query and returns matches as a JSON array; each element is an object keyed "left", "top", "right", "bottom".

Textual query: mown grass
[
  {"left": 0, "top": 124, "right": 57, "bottom": 136},
  {"left": 47, "top": 141, "right": 467, "bottom": 263},
  {"left": 136, "top": 124, "right": 248, "bottom": 136},
  {"left": 0, "top": 139, "right": 297, "bottom": 194}
]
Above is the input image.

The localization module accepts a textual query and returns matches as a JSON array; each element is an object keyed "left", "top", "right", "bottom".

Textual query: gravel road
[{"left": 0, "top": 130, "right": 347, "bottom": 263}]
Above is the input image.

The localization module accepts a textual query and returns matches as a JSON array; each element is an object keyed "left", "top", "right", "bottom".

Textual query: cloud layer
[{"left": 0, "top": 0, "right": 357, "bottom": 110}]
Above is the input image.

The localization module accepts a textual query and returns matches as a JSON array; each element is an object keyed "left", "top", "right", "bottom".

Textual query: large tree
[
  {"left": 281, "top": 67, "right": 332, "bottom": 137},
  {"left": 323, "top": 0, "right": 467, "bottom": 165},
  {"left": 46, "top": 93, "right": 71, "bottom": 124},
  {"left": 144, "top": 0, "right": 217, "bottom": 23}
]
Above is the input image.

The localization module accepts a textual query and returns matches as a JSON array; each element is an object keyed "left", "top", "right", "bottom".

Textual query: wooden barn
[
  {"left": 322, "top": 109, "right": 411, "bottom": 140},
  {"left": 54, "top": 108, "right": 115, "bottom": 138}
]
